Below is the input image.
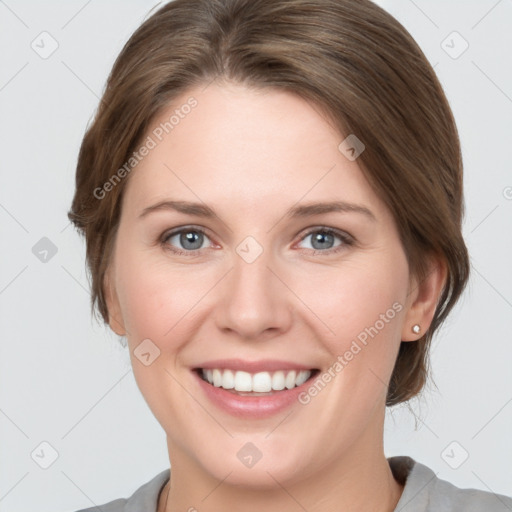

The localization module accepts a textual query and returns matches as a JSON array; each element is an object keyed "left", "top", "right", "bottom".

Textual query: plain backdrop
[{"left": 0, "top": 1, "right": 511, "bottom": 511}]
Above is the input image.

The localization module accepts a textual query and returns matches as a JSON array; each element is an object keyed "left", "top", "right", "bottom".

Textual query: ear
[
  {"left": 103, "top": 267, "right": 127, "bottom": 337},
  {"left": 401, "top": 254, "right": 447, "bottom": 342}
]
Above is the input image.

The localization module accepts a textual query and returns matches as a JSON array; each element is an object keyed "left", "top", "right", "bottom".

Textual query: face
[{"left": 105, "top": 82, "right": 426, "bottom": 487}]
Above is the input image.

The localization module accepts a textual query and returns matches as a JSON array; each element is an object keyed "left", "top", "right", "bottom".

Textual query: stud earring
[{"left": 412, "top": 324, "right": 421, "bottom": 334}]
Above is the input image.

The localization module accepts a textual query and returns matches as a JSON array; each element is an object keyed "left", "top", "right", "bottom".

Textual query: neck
[{"left": 159, "top": 408, "right": 404, "bottom": 512}]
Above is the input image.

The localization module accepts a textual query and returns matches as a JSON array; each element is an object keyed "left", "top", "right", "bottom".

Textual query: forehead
[{"left": 122, "top": 82, "right": 386, "bottom": 220}]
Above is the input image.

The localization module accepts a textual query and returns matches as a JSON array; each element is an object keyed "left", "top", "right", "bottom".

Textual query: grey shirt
[{"left": 73, "top": 456, "right": 512, "bottom": 511}]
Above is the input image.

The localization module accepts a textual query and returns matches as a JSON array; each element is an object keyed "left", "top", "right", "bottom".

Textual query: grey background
[{"left": 0, "top": 1, "right": 511, "bottom": 511}]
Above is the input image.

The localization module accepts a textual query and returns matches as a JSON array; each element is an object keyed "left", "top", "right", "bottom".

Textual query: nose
[{"left": 214, "top": 245, "right": 293, "bottom": 341}]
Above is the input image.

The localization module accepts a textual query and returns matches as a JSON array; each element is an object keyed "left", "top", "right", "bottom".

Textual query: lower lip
[{"left": 193, "top": 370, "right": 315, "bottom": 419}]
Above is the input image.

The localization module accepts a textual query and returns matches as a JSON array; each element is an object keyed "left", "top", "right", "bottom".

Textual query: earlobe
[
  {"left": 401, "top": 256, "right": 447, "bottom": 342},
  {"left": 103, "top": 270, "right": 127, "bottom": 337}
]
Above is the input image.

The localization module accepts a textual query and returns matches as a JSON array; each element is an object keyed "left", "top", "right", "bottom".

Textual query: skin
[{"left": 104, "top": 81, "right": 446, "bottom": 512}]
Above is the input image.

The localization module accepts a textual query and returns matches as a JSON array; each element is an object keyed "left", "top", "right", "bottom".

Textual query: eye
[
  {"left": 161, "top": 226, "right": 213, "bottom": 255},
  {"left": 160, "top": 225, "right": 354, "bottom": 257},
  {"left": 296, "top": 227, "right": 353, "bottom": 254}
]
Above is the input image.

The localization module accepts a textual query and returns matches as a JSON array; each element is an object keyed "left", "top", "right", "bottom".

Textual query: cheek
[
  {"left": 114, "top": 243, "right": 208, "bottom": 341},
  {"left": 288, "top": 256, "right": 409, "bottom": 441},
  {"left": 297, "top": 252, "right": 409, "bottom": 355},
  {"left": 112, "top": 244, "right": 207, "bottom": 423}
]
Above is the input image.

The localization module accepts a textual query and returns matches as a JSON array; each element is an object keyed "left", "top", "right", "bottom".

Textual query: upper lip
[{"left": 194, "top": 359, "right": 317, "bottom": 373}]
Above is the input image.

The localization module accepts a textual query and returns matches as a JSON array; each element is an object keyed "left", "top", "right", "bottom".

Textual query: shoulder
[
  {"left": 389, "top": 455, "right": 512, "bottom": 512},
  {"left": 70, "top": 468, "right": 170, "bottom": 512},
  {"left": 72, "top": 497, "right": 127, "bottom": 512}
]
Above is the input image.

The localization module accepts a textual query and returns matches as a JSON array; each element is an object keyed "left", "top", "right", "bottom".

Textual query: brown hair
[{"left": 68, "top": 0, "right": 470, "bottom": 406}]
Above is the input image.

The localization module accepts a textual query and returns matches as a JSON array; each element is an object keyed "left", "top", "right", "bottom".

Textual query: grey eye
[
  {"left": 165, "top": 229, "right": 209, "bottom": 251},
  {"left": 299, "top": 230, "right": 344, "bottom": 251}
]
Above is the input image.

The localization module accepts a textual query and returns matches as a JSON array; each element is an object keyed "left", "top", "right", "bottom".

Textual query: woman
[{"left": 68, "top": 0, "right": 512, "bottom": 510}]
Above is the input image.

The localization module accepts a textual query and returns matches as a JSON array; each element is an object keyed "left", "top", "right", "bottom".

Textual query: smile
[
  {"left": 199, "top": 368, "right": 316, "bottom": 393},
  {"left": 192, "top": 359, "right": 321, "bottom": 418}
]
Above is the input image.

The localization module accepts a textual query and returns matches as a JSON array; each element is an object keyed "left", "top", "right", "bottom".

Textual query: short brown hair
[{"left": 68, "top": 0, "right": 470, "bottom": 406}]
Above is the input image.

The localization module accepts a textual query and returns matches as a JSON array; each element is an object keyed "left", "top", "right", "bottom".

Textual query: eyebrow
[{"left": 138, "top": 199, "right": 377, "bottom": 222}]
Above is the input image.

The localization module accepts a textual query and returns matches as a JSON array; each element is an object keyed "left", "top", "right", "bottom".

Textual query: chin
[
  {"left": 196, "top": 442, "right": 312, "bottom": 490},
  {"left": 218, "top": 463, "right": 302, "bottom": 490}
]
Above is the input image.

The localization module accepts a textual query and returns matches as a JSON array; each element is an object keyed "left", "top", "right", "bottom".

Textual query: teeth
[
  {"left": 272, "top": 371, "right": 285, "bottom": 391},
  {"left": 222, "top": 369, "right": 235, "bottom": 389},
  {"left": 235, "top": 371, "right": 252, "bottom": 391},
  {"left": 253, "top": 372, "right": 272, "bottom": 392},
  {"left": 212, "top": 369, "right": 222, "bottom": 387},
  {"left": 285, "top": 370, "right": 296, "bottom": 389},
  {"left": 201, "top": 368, "right": 312, "bottom": 392},
  {"left": 295, "top": 369, "right": 310, "bottom": 386}
]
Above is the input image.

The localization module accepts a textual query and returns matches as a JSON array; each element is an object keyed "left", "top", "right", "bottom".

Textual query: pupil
[
  {"left": 312, "top": 232, "right": 333, "bottom": 250},
  {"left": 181, "top": 231, "right": 203, "bottom": 250}
]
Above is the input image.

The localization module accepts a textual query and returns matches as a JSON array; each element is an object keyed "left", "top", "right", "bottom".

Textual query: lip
[{"left": 192, "top": 361, "right": 319, "bottom": 419}]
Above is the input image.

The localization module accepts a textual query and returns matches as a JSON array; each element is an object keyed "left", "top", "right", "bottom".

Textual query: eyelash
[{"left": 159, "top": 225, "right": 354, "bottom": 257}]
